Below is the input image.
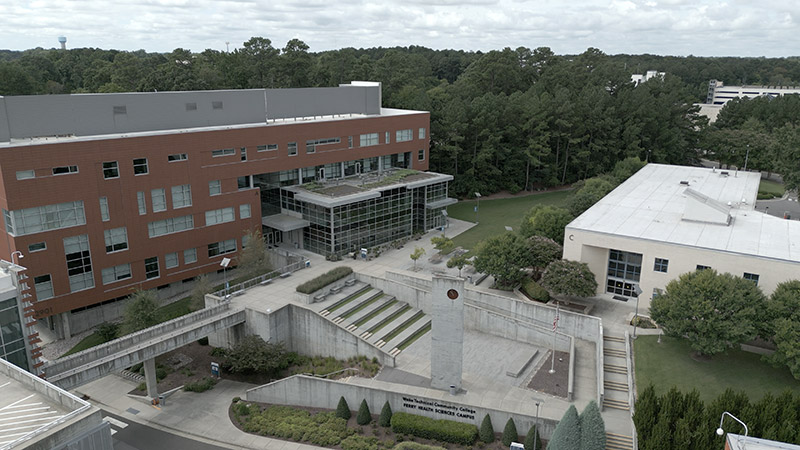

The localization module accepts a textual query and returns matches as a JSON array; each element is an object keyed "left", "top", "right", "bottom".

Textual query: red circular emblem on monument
[{"left": 447, "top": 289, "right": 459, "bottom": 300}]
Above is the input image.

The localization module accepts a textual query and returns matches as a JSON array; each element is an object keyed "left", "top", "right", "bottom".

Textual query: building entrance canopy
[{"left": 262, "top": 214, "right": 310, "bottom": 232}]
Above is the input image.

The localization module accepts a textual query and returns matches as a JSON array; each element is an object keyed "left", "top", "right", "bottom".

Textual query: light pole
[
  {"left": 632, "top": 284, "right": 643, "bottom": 339},
  {"left": 533, "top": 398, "right": 543, "bottom": 450},
  {"left": 11, "top": 251, "right": 23, "bottom": 265},
  {"left": 550, "top": 302, "right": 560, "bottom": 374},
  {"left": 717, "top": 411, "right": 748, "bottom": 444},
  {"left": 474, "top": 192, "right": 481, "bottom": 224},
  {"left": 743, "top": 144, "right": 750, "bottom": 172},
  {"left": 220, "top": 257, "right": 231, "bottom": 298}
]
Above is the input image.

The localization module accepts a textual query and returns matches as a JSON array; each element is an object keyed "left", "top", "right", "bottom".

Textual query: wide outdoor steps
[
  {"left": 602, "top": 333, "right": 631, "bottom": 412},
  {"left": 603, "top": 398, "right": 631, "bottom": 410},
  {"left": 603, "top": 335, "right": 626, "bottom": 343},
  {"left": 604, "top": 380, "right": 629, "bottom": 392},
  {"left": 317, "top": 284, "right": 431, "bottom": 357},
  {"left": 606, "top": 432, "right": 634, "bottom": 450}
]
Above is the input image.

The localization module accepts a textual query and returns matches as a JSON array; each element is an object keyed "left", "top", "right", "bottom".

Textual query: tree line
[{"left": 2, "top": 39, "right": 799, "bottom": 196}]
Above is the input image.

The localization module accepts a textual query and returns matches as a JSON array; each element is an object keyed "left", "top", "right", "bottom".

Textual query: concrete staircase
[
  {"left": 602, "top": 334, "right": 631, "bottom": 411},
  {"left": 606, "top": 432, "right": 634, "bottom": 450},
  {"left": 317, "top": 283, "right": 431, "bottom": 358}
]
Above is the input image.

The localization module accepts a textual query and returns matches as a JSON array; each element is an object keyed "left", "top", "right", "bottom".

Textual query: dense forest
[{"left": 2, "top": 39, "right": 799, "bottom": 196}]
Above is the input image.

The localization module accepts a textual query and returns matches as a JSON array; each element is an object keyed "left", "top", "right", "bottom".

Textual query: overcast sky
[{"left": 2, "top": 0, "right": 798, "bottom": 57}]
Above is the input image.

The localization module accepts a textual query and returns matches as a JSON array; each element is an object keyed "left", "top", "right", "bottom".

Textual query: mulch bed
[{"left": 527, "top": 350, "right": 570, "bottom": 398}]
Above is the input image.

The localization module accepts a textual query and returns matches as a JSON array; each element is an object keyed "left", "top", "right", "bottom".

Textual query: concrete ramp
[{"left": 44, "top": 303, "right": 245, "bottom": 390}]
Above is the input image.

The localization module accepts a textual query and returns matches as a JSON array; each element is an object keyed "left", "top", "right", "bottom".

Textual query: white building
[
  {"left": 631, "top": 70, "right": 665, "bottom": 86},
  {"left": 563, "top": 164, "right": 800, "bottom": 310},
  {"left": 699, "top": 80, "right": 800, "bottom": 122}
]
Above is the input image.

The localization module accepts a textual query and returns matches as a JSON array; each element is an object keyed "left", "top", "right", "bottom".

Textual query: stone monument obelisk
[{"left": 430, "top": 275, "right": 465, "bottom": 392}]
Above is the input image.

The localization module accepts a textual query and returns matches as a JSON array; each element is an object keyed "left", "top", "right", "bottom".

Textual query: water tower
[{"left": 58, "top": 36, "right": 67, "bottom": 50}]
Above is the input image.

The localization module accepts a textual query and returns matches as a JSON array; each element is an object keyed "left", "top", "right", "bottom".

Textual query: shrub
[
  {"left": 183, "top": 377, "right": 217, "bottom": 392},
  {"left": 232, "top": 396, "right": 241, "bottom": 403},
  {"left": 337, "top": 396, "right": 352, "bottom": 420},
  {"left": 357, "top": 399, "right": 372, "bottom": 425},
  {"left": 548, "top": 405, "right": 580, "bottom": 450},
  {"left": 379, "top": 401, "right": 393, "bottom": 427},
  {"left": 210, "top": 347, "right": 227, "bottom": 357},
  {"left": 224, "top": 336, "right": 290, "bottom": 375},
  {"left": 501, "top": 418, "right": 518, "bottom": 446},
  {"left": 393, "top": 443, "right": 446, "bottom": 450},
  {"left": 579, "top": 401, "right": 605, "bottom": 450},
  {"left": 239, "top": 406, "right": 351, "bottom": 446},
  {"left": 130, "top": 363, "right": 143, "bottom": 373},
  {"left": 96, "top": 322, "right": 120, "bottom": 342},
  {"left": 521, "top": 278, "right": 550, "bottom": 303},
  {"left": 297, "top": 267, "right": 353, "bottom": 294},
  {"left": 390, "top": 412, "right": 478, "bottom": 446},
  {"left": 155, "top": 367, "right": 167, "bottom": 381},
  {"left": 523, "top": 425, "right": 542, "bottom": 450},
  {"left": 341, "top": 434, "right": 381, "bottom": 450},
  {"left": 479, "top": 414, "right": 494, "bottom": 443},
  {"left": 197, "top": 336, "right": 209, "bottom": 345}
]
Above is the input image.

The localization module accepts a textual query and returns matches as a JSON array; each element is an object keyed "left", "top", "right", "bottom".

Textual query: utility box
[{"left": 510, "top": 442, "right": 525, "bottom": 450}]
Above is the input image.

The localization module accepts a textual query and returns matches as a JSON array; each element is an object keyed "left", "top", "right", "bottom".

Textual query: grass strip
[
  {"left": 396, "top": 322, "right": 432, "bottom": 350},
  {"left": 340, "top": 294, "right": 384, "bottom": 320},
  {"left": 354, "top": 299, "right": 398, "bottom": 328},
  {"left": 368, "top": 305, "right": 410, "bottom": 334},
  {"left": 326, "top": 287, "right": 371, "bottom": 313},
  {"left": 379, "top": 311, "right": 425, "bottom": 343}
]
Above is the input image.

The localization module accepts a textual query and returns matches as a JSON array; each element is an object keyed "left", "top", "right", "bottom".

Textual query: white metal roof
[{"left": 567, "top": 164, "right": 800, "bottom": 263}]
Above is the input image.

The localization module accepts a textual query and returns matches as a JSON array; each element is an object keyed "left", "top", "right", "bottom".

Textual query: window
[
  {"left": 165, "top": 252, "right": 179, "bottom": 269},
  {"left": 28, "top": 242, "right": 46, "bottom": 252},
  {"left": 257, "top": 144, "right": 278, "bottom": 152},
  {"left": 205, "top": 207, "right": 235, "bottom": 226},
  {"left": 53, "top": 165, "right": 78, "bottom": 175},
  {"left": 212, "top": 101, "right": 223, "bottom": 110},
  {"left": 151, "top": 188, "right": 166, "bottom": 212},
  {"left": 237, "top": 176, "right": 252, "bottom": 190},
  {"left": 16, "top": 170, "right": 35, "bottom": 180},
  {"left": 145, "top": 257, "right": 160, "bottom": 279},
  {"left": 241, "top": 148, "right": 247, "bottom": 161},
  {"left": 385, "top": 132, "right": 390, "bottom": 144},
  {"left": 133, "top": 158, "right": 148, "bottom": 175},
  {"left": 137, "top": 191, "right": 146, "bottom": 215},
  {"left": 360, "top": 133, "right": 379, "bottom": 147},
  {"left": 101, "top": 264, "right": 131, "bottom": 285},
  {"left": 184, "top": 248, "right": 197, "bottom": 264},
  {"left": 348, "top": 136, "right": 353, "bottom": 148},
  {"left": 104, "top": 227, "right": 128, "bottom": 253},
  {"left": 64, "top": 234, "right": 94, "bottom": 292},
  {"left": 419, "top": 127, "right": 426, "bottom": 139},
  {"left": 606, "top": 249, "right": 642, "bottom": 297},
  {"left": 3, "top": 201, "right": 86, "bottom": 236},
  {"left": 240, "top": 204, "right": 251, "bottom": 219},
  {"left": 99, "top": 197, "right": 110, "bottom": 221},
  {"left": 696, "top": 265, "right": 711, "bottom": 271},
  {"left": 208, "top": 239, "right": 236, "bottom": 257},
  {"left": 288, "top": 142, "right": 297, "bottom": 156},
  {"left": 653, "top": 258, "right": 669, "bottom": 273},
  {"left": 743, "top": 272, "right": 759, "bottom": 285},
  {"left": 102, "top": 161, "right": 119, "bottom": 179},
  {"left": 396, "top": 129, "right": 413, "bottom": 142},
  {"left": 306, "top": 137, "right": 340, "bottom": 154},
  {"left": 171, "top": 184, "right": 192, "bottom": 208},
  {"left": 209, "top": 180, "right": 221, "bottom": 196},
  {"left": 147, "top": 215, "right": 194, "bottom": 237},
  {"left": 168, "top": 153, "right": 188, "bottom": 162},
  {"left": 34, "top": 274, "right": 53, "bottom": 300},
  {"left": 418, "top": 149, "right": 425, "bottom": 161},
  {"left": 212, "top": 148, "right": 235, "bottom": 157}
]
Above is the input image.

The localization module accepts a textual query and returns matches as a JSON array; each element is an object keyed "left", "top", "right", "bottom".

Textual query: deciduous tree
[{"left": 540, "top": 260, "right": 598, "bottom": 298}]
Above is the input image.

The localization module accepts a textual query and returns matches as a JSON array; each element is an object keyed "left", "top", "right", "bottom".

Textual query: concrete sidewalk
[{"left": 76, "top": 375, "right": 323, "bottom": 449}]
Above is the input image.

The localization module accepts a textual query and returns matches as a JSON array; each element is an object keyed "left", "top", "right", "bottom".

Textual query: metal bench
[{"left": 280, "top": 272, "right": 291, "bottom": 278}]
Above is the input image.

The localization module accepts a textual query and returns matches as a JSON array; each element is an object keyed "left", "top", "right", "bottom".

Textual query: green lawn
[
  {"left": 758, "top": 179, "right": 785, "bottom": 198},
  {"left": 634, "top": 335, "right": 800, "bottom": 402},
  {"left": 61, "top": 296, "right": 196, "bottom": 357},
  {"left": 447, "top": 190, "right": 573, "bottom": 250}
]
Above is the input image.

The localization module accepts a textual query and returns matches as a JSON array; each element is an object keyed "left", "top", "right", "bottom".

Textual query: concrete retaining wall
[
  {"left": 247, "top": 375, "right": 557, "bottom": 439},
  {"left": 295, "top": 273, "right": 356, "bottom": 305},
  {"left": 357, "top": 271, "right": 432, "bottom": 312}
]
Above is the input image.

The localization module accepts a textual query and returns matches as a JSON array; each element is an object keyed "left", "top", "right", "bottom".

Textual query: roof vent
[
  {"left": 680, "top": 180, "right": 690, "bottom": 185},
  {"left": 720, "top": 171, "right": 729, "bottom": 176}
]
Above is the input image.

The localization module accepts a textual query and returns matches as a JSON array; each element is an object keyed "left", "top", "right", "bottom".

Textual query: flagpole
[{"left": 550, "top": 302, "right": 559, "bottom": 374}]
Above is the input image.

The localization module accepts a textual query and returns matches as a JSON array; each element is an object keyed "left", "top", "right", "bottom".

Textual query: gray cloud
[{"left": 0, "top": 0, "right": 797, "bottom": 56}]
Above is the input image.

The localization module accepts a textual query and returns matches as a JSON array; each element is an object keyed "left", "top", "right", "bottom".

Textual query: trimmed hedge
[
  {"left": 521, "top": 278, "right": 550, "bottom": 303},
  {"left": 502, "top": 418, "right": 518, "bottom": 446},
  {"left": 479, "top": 414, "right": 494, "bottom": 443},
  {"left": 357, "top": 399, "right": 372, "bottom": 425},
  {"left": 393, "top": 443, "right": 446, "bottom": 450},
  {"left": 390, "top": 412, "right": 478, "bottom": 446},
  {"left": 379, "top": 401, "right": 393, "bottom": 427},
  {"left": 297, "top": 266, "right": 354, "bottom": 294},
  {"left": 337, "top": 396, "right": 352, "bottom": 420},
  {"left": 183, "top": 377, "right": 217, "bottom": 392}
]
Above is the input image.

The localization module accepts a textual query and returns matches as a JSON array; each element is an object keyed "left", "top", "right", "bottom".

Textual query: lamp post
[
  {"left": 11, "top": 251, "right": 23, "bottom": 265},
  {"left": 474, "top": 192, "right": 481, "bottom": 224},
  {"left": 550, "top": 302, "right": 560, "bottom": 374},
  {"left": 632, "top": 284, "right": 643, "bottom": 339},
  {"left": 743, "top": 144, "right": 750, "bottom": 172},
  {"left": 220, "top": 257, "right": 231, "bottom": 298},
  {"left": 533, "top": 399, "right": 543, "bottom": 450},
  {"left": 717, "top": 411, "right": 748, "bottom": 444}
]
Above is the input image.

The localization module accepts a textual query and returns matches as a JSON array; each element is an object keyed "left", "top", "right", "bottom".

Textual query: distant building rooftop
[
  {"left": 0, "top": 82, "right": 425, "bottom": 146},
  {"left": 727, "top": 433, "right": 800, "bottom": 450},
  {"left": 567, "top": 164, "right": 800, "bottom": 263}
]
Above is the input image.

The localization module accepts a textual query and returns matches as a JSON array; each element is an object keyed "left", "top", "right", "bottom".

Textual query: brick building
[{"left": 0, "top": 82, "right": 450, "bottom": 343}]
